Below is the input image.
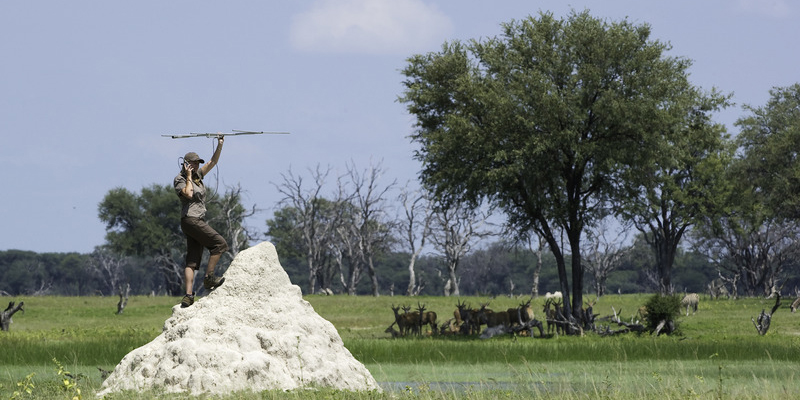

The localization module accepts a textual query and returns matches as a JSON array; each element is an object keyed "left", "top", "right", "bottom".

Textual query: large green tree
[
  {"left": 98, "top": 185, "right": 183, "bottom": 257},
  {"left": 694, "top": 84, "right": 800, "bottom": 296},
  {"left": 98, "top": 184, "right": 250, "bottom": 295},
  {"left": 617, "top": 88, "right": 733, "bottom": 294},
  {"left": 400, "top": 10, "right": 698, "bottom": 321},
  {"left": 735, "top": 83, "right": 800, "bottom": 219}
]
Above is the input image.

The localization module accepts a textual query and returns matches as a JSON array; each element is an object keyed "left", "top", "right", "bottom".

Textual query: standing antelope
[
  {"left": 543, "top": 296, "right": 563, "bottom": 335},
  {"left": 390, "top": 304, "right": 410, "bottom": 336},
  {"left": 455, "top": 300, "right": 479, "bottom": 335},
  {"left": 416, "top": 302, "right": 438, "bottom": 335},
  {"left": 681, "top": 293, "right": 700, "bottom": 316},
  {"left": 790, "top": 288, "right": 800, "bottom": 312},
  {"left": 402, "top": 305, "right": 422, "bottom": 336},
  {"left": 507, "top": 299, "right": 534, "bottom": 326}
]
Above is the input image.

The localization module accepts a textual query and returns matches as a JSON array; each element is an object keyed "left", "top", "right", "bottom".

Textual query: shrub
[{"left": 643, "top": 294, "right": 681, "bottom": 335}]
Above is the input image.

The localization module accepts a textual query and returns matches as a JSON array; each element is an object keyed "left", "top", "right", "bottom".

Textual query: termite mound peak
[{"left": 97, "top": 241, "right": 379, "bottom": 397}]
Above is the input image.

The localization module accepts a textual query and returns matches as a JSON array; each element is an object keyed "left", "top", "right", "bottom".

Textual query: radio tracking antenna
[{"left": 162, "top": 130, "right": 290, "bottom": 139}]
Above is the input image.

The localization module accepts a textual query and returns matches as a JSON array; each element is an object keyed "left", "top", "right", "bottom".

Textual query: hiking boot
[
  {"left": 203, "top": 274, "right": 225, "bottom": 291},
  {"left": 180, "top": 293, "right": 195, "bottom": 308}
]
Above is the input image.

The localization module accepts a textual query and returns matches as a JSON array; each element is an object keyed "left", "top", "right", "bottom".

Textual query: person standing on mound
[{"left": 173, "top": 136, "right": 228, "bottom": 307}]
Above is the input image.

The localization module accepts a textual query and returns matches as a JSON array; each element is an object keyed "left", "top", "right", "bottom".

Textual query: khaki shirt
[{"left": 174, "top": 170, "right": 207, "bottom": 218}]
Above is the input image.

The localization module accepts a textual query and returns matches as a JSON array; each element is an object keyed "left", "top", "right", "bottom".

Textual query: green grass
[{"left": 1, "top": 294, "right": 799, "bottom": 399}]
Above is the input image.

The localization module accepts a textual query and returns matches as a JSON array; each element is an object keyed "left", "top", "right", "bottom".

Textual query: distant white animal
[
  {"left": 544, "top": 291, "right": 563, "bottom": 301},
  {"left": 681, "top": 293, "right": 699, "bottom": 316}
]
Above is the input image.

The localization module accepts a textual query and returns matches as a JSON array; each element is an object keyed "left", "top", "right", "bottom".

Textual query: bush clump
[{"left": 644, "top": 294, "right": 681, "bottom": 335}]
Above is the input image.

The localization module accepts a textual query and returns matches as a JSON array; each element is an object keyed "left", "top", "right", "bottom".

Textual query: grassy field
[{"left": 1, "top": 294, "right": 799, "bottom": 399}]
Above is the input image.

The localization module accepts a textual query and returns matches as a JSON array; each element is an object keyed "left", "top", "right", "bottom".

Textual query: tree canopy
[{"left": 401, "top": 10, "right": 704, "bottom": 320}]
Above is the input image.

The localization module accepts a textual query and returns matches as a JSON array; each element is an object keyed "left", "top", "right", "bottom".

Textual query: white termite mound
[{"left": 97, "top": 242, "right": 380, "bottom": 397}]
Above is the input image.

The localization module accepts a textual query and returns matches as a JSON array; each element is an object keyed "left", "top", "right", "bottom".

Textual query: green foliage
[
  {"left": 265, "top": 206, "right": 308, "bottom": 262},
  {"left": 53, "top": 358, "right": 82, "bottom": 400},
  {"left": 643, "top": 293, "right": 681, "bottom": 333},
  {"left": 735, "top": 83, "right": 800, "bottom": 220},
  {"left": 97, "top": 185, "right": 183, "bottom": 257},
  {"left": 9, "top": 373, "right": 35, "bottom": 400},
  {"left": 0, "top": 251, "right": 96, "bottom": 296},
  {"left": 400, "top": 9, "right": 707, "bottom": 317}
]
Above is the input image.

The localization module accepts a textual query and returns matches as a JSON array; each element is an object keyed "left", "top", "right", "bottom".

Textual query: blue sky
[{"left": 1, "top": 0, "right": 797, "bottom": 253}]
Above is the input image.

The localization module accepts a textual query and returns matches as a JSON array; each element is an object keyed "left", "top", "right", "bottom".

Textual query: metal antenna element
[{"left": 162, "top": 130, "right": 290, "bottom": 139}]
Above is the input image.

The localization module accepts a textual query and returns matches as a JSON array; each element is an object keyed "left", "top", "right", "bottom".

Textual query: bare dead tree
[
  {"left": 88, "top": 247, "right": 128, "bottom": 296},
  {"left": 334, "top": 207, "right": 362, "bottom": 295},
  {"left": 582, "top": 218, "right": 631, "bottom": 297},
  {"left": 153, "top": 250, "right": 185, "bottom": 296},
  {"left": 397, "top": 184, "right": 433, "bottom": 296},
  {"left": 709, "top": 273, "right": 735, "bottom": 299},
  {"left": 209, "top": 183, "right": 259, "bottom": 260},
  {"left": 527, "top": 234, "right": 545, "bottom": 298},
  {"left": 116, "top": 283, "right": 131, "bottom": 315},
  {"left": 30, "top": 279, "right": 53, "bottom": 296},
  {"left": 695, "top": 218, "right": 800, "bottom": 297},
  {"left": 429, "top": 201, "right": 491, "bottom": 297},
  {"left": 275, "top": 165, "right": 346, "bottom": 294},
  {"left": 1, "top": 301, "right": 24, "bottom": 331},
  {"left": 346, "top": 160, "right": 396, "bottom": 297},
  {"left": 753, "top": 279, "right": 788, "bottom": 335},
  {"left": 753, "top": 293, "right": 782, "bottom": 335}
]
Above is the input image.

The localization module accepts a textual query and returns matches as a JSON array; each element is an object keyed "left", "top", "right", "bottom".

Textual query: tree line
[
  {"left": 0, "top": 232, "right": 733, "bottom": 298},
  {"left": 2, "top": 11, "right": 800, "bottom": 302}
]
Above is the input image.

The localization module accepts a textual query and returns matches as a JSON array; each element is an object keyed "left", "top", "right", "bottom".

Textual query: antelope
[
  {"left": 507, "top": 299, "right": 534, "bottom": 327},
  {"left": 477, "top": 303, "right": 510, "bottom": 331},
  {"left": 416, "top": 302, "right": 438, "bottom": 335},
  {"left": 582, "top": 298, "right": 598, "bottom": 330},
  {"left": 390, "top": 304, "right": 417, "bottom": 336},
  {"left": 681, "top": 293, "right": 700, "bottom": 316},
  {"left": 790, "top": 288, "right": 800, "bottom": 312},
  {"left": 384, "top": 323, "right": 401, "bottom": 338},
  {"left": 636, "top": 305, "right": 648, "bottom": 323},
  {"left": 543, "top": 296, "right": 563, "bottom": 335},
  {"left": 455, "top": 300, "right": 479, "bottom": 335},
  {"left": 402, "top": 305, "right": 422, "bottom": 336},
  {"left": 438, "top": 318, "right": 460, "bottom": 335}
]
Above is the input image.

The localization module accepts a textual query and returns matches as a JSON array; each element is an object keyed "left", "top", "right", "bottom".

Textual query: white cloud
[
  {"left": 290, "top": 0, "right": 454, "bottom": 55},
  {"left": 736, "top": 0, "right": 793, "bottom": 18}
]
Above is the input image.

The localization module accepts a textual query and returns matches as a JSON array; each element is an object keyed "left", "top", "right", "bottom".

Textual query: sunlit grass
[{"left": 1, "top": 294, "right": 799, "bottom": 398}]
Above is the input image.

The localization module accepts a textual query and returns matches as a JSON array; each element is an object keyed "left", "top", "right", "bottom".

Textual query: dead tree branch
[
  {"left": 753, "top": 292, "right": 782, "bottom": 335},
  {"left": 1, "top": 301, "right": 25, "bottom": 331}
]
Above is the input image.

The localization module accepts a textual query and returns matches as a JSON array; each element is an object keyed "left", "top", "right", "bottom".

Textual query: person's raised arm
[{"left": 200, "top": 136, "right": 224, "bottom": 176}]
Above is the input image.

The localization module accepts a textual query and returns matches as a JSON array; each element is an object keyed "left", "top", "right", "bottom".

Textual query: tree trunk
[
  {"left": 116, "top": 283, "right": 131, "bottom": 314},
  {"left": 656, "top": 238, "right": 677, "bottom": 295},
  {"left": 367, "top": 258, "right": 379, "bottom": 297},
  {"left": 1, "top": 301, "right": 24, "bottom": 331},
  {"left": 447, "top": 260, "right": 460, "bottom": 297},
  {"left": 569, "top": 229, "right": 583, "bottom": 322},
  {"left": 406, "top": 254, "right": 418, "bottom": 296},
  {"left": 307, "top": 253, "right": 317, "bottom": 294},
  {"left": 530, "top": 236, "right": 543, "bottom": 297}
]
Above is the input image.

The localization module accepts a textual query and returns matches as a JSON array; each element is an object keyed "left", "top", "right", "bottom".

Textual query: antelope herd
[
  {"left": 387, "top": 299, "right": 545, "bottom": 339},
  {"left": 386, "top": 291, "right": 604, "bottom": 339},
  {"left": 385, "top": 290, "right": 800, "bottom": 339}
]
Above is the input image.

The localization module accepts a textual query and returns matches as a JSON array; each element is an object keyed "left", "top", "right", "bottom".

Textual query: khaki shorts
[{"left": 180, "top": 217, "right": 229, "bottom": 270}]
